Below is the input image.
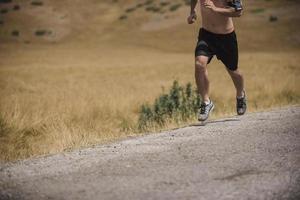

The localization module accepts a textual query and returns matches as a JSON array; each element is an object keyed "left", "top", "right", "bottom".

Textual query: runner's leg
[
  {"left": 226, "top": 68, "right": 244, "bottom": 97},
  {"left": 195, "top": 55, "right": 210, "bottom": 102}
]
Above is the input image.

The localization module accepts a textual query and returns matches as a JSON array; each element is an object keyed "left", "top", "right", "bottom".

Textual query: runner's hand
[
  {"left": 187, "top": 12, "right": 197, "bottom": 24},
  {"left": 204, "top": 0, "right": 216, "bottom": 11}
]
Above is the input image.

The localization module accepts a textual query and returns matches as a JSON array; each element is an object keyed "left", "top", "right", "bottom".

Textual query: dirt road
[{"left": 1, "top": 107, "right": 299, "bottom": 200}]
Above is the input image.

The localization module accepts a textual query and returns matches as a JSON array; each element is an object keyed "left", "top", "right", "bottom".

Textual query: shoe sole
[{"left": 237, "top": 106, "right": 247, "bottom": 115}]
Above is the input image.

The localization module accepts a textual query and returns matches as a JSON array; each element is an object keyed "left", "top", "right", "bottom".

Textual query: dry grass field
[{"left": 0, "top": 0, "right": 299, "bottom": 161}]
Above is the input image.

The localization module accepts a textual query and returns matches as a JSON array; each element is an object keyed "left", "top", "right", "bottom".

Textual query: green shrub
[
  {"left": 145, "top": 6, "right": 161, "bottom": 13},
  {"left": 144, "top": 0, "right": 154, "bottom": 6},
  {"left": 183, "top": 0, "right": 191, "bottom": 6},
  {"left": 138, "top": 81, "right": 201, "bottom": 131},
  {"left": 13, "top": 5, "right": 20, "bottom": 11},
  {"left": 0, "top": 0, "right": 12, "bottom": 3},
  {"left": 31, "top": 1, "right": 43, "bottom": 6},
  {"left": 119, "top": 15, "right": 127, "bottom": 20},
  {"left": 11, "top": 30, "right": 19, "bottom": 37},
  {"left": 1, "top": 8, "right": 8, "bottom": 14},
  {"left": 125, "top": 7, "right": 136, "bottom": 13},
  {"left": 136, "top": 3, "right": 144, "bottom": 8},
  {"left": 35, "top": 29, "right": 51, "bottom": 36},
  {"left": 160, "top": 1, "right": 170, "bottom": 7},
  {"left": 250, "top": 8, "right": 265, "bottom": 14},
  {"left": 169, "top": 3, "right": 182, "bottom": 12}
]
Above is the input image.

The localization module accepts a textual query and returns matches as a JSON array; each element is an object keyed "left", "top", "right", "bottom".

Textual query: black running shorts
[{"left": 195, "top": 28, "right": 239, "bottom": 71}]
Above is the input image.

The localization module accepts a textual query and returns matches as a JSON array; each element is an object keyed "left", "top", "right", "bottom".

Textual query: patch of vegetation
[
  {"left": 125, "top": 7, "right": 136, "bottom": 13},
  {"left": 31, "top": 1, "right": 43, "bottom": 6},
  {"left": 35, "top": 29, "right": 51, "bottom": 36},
  {"left": 13, "top": 4, "right": 20, "bottom": 11},
  {"left": 169, "top": 3, "right": 182, "bottom": 12},
  {"left": 0, "top": 0, "right": 12, "bottom": 3},
  {"left": 145, "top": 5, "right": 161, "bottom": 13},
  {"left": 250, "top": 8, "right": 265, "bottom": 14},
  {"left": 160, "top": 1, "right": 170, "bottom": 7},
  {"left": 0, "top": 20, "right": 3, "bottom": 25},
  {"left": 0, "top": 8, "right": 9, "bottom": 14},
  {"left": 11, "top": 30, "right": 19, "bottom": 36},
  {"left": 119, "top": 15, "right": 127, "bottom": 20},
  {"left": 144, "top": 0, "right": 154, "bottom": 6},
  {"left": 0, "top": 117, "right": 11, "bottom": 137},
  {"left": 183, "top": 0, "right": 191, "bottom": 6},
  {"left": 136, "top": 3, "right": 143, "bottom": 8},
  {"left": 138, "top": 81, "right": 201, "bottom": 131},
  {"left": 269, "top": 15, "right": 278, "bottom": 22}
]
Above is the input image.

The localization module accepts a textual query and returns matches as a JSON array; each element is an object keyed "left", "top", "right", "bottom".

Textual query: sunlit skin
[{"left": 188, "top": 0, "right": 244, "bottom": 102}]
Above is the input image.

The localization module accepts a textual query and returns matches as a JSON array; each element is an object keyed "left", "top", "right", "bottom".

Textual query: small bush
[
  {"left": 160, "top": 1, "right": 170, "bottom": 7},
  {"left": 183, "top": 0, "right": 191, "bottom": 6},
  {"left": 13, "top": 4, "right": 20, "bottom": 10},
  {"left": 144, "top": 0, "right": 154, "bottom": 6},
  {"left": 31, "top": 1, "right": 43, "bottom": 6},
  {"left": 125, "top": 7, "right": 135, "bottom": 13},
  {"left": 0, "top": 117, "right": 11, "bottom": 137},
  {"left": 269, "top": 15, "right": 278, "bottom": 22},
  {"left": 169, "top": 3, "right": 182, "bottom": 12},
  {"left": 0, "top": 0, "right": 12, "bottom": 3},
  {"left": 138, "top": 81, "right": 201, "bottom": 131},
  {"left": 11, "top": 30, "right": 19, "bottom": 37},
  {"left": 119, "top": 15, "right": 127, "bottom": 20},
  {"left": 250, "top": 8, "right": 265, "bottom": 14},
  {"left": 136, "top": 3, "right": 143, "bottom": 8},
  {"left": 1, "top": 8, "right": 8, "bottom": 14},
  {"left": 35, "top": 29, "right": 51, "bottom": 36},
  {"left": 145, "top": 6, "right": 161, "bottom": 13},
  {"left": 0, "top": 20, "right": 3, "bottom": 25}
]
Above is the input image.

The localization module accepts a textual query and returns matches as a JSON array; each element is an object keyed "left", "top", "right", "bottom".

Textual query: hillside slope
[{"left": 0, "top": 0, "right": 299, "bottom": 52}]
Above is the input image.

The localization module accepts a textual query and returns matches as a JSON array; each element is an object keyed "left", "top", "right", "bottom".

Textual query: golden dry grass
[
  {"left": 1, "top": 46, "right": 299, "bottom": 161},
  {"left": 0, "top": 0, "right": 299, "bottom": 161}
]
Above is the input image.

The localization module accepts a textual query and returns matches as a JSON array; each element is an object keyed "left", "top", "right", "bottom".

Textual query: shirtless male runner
[{"left": 187, "top": 0, "right": 247, "bottom": 121}]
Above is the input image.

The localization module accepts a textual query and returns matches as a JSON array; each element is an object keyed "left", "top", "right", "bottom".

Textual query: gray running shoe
[
  {"left": 237, "top": 91, "right": 247, "bottom": 115},
  {"left": 198, "top": 100, "right": 214, "bottom": 121}
]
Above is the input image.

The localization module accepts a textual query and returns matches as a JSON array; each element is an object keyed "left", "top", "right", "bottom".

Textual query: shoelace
[
  {"left": 237, "top": 98, "right": 245, "bottom": 108},
  {"left": 200, "top": 103, "right": 208, "bottom": 114}
]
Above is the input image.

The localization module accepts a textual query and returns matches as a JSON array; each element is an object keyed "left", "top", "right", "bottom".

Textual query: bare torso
[{"left": 200, "top": 0, "right": 234, "bottom": 34}]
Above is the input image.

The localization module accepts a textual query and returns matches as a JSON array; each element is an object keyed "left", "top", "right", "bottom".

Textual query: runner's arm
[
  {"left": 204, "top": 0, "right": 243, "bottom": 17},
  {"left": 213, "top": 7, "right": 242, "bottom": 17},
  {"left": 187, "top": 0, "right": 198, "bottom": 24},
  {"left": 190, "top": 0, "right": 198, "bottom": 14}
]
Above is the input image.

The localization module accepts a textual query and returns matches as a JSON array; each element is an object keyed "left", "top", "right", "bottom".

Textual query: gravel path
[{"left": 1, "top": 107, "right": 300, "bottom": 200}]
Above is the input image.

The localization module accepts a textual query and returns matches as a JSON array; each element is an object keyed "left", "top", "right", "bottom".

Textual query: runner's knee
[
  {"left": 227, "top": 68, "right": 243, "bottom": 77},
  {"left": 195, "top": 58, "right": 207, "bottom": 73}
]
